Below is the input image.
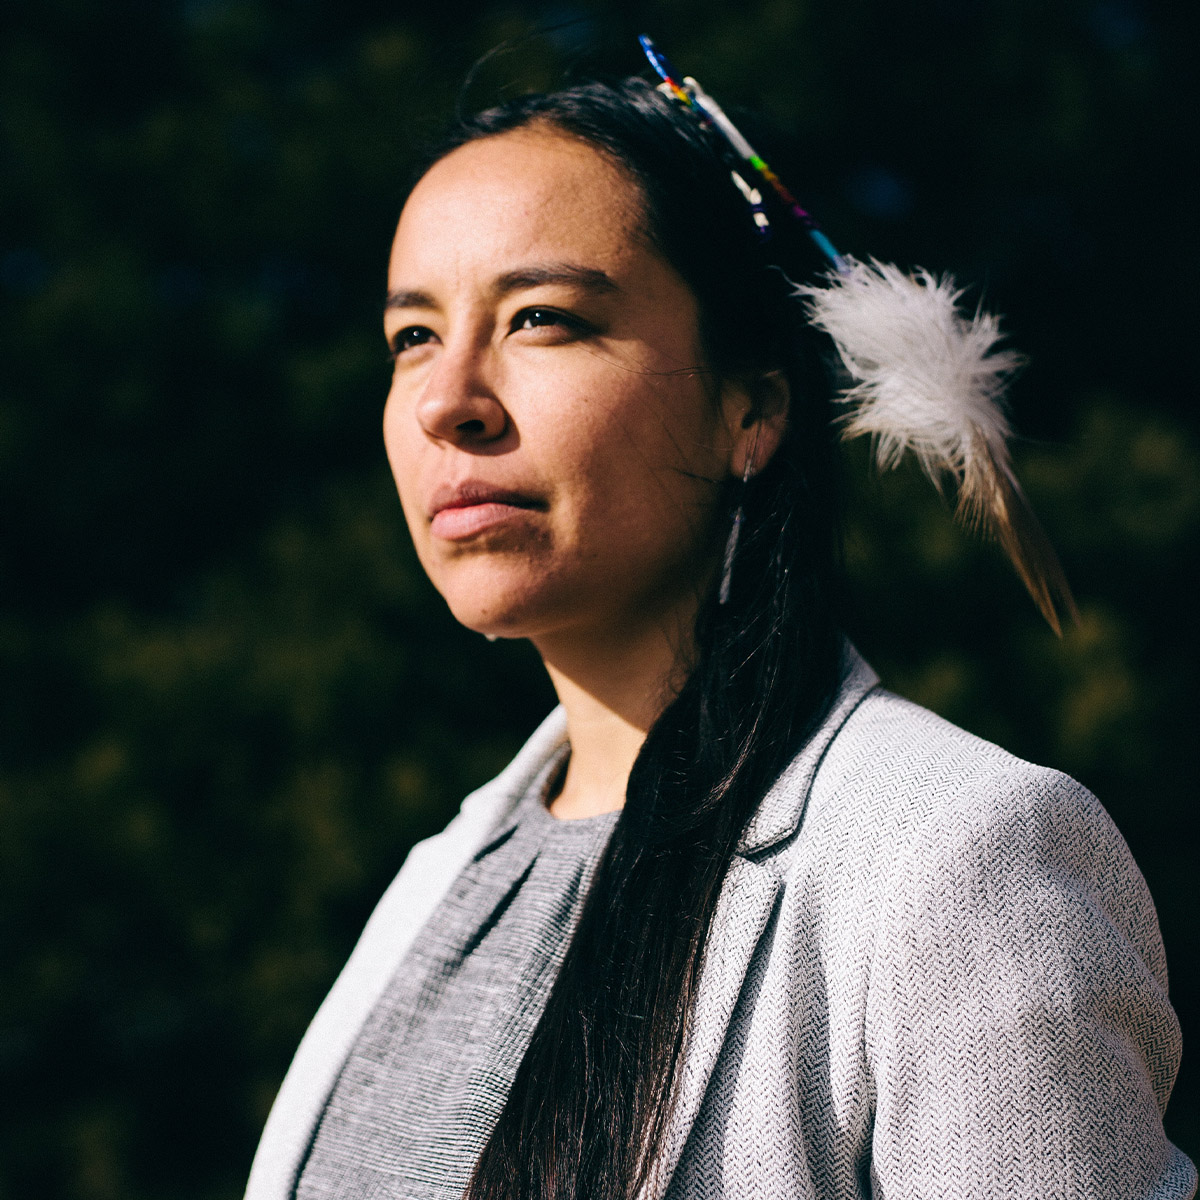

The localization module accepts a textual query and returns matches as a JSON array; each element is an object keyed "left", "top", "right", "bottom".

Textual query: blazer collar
[{"left": 735, "top": 643, "right": 878, "bottom": 857}]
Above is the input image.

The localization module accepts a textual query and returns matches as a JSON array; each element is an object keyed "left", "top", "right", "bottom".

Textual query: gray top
[{"left": 293, "top": 747, "right": 617, "bottom": 1200}]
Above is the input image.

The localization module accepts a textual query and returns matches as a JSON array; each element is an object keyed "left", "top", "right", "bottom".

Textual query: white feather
[
  {"left": 793, "top": 257, "right": 1023, "bottom": 517},
  {"left": 794, "top": 257, "right": 1077, "bottom": 634}
]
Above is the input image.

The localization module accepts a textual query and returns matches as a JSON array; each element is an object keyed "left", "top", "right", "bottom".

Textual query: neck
[{"left": 534, "top": 612, "right": 695, "bottom": 820}]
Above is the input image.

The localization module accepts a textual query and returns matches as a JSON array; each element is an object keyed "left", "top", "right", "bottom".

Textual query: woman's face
[{"left": 383, "top": 128, "right": 745, "bottom": 650}]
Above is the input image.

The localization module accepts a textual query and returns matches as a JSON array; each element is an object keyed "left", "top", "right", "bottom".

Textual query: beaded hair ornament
[{"left": 640, "top": 36, "right": 1077, "bottom": 633}]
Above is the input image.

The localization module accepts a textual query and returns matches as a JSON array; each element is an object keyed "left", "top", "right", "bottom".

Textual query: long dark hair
[{"left": 421, "top": 77, "right": 846, "bottom": 1200}]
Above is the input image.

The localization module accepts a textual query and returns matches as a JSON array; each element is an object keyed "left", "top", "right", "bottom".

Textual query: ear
[{"left": 723, "top": 369, "right": 790, "bottom": 479}]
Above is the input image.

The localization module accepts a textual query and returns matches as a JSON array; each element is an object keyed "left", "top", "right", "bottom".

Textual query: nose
[{"left": 414, "top": 340, "right": 508, "bottom": 445}]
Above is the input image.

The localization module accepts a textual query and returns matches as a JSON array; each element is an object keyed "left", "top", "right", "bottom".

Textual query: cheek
[
  {"left": 545, "top": 384, "right": 727, "bottom": 547},
  {"left": 593, "top": 378, "right": 726, "bottom": 490}
]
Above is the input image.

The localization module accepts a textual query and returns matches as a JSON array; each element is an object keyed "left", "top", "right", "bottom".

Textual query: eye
[
  {"left": 389, "top": 325, "right": 436, "bottom": 358},
  {"left": 514, "top": 307, "right": 562, "bottom": 330},
  {"left": 509, "top": 307, "right": 589, "bottom": 338}
]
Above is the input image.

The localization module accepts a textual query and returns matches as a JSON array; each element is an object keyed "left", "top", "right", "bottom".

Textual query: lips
[{"left": 427, "top": 481, "right": 545, "bottom": 540}]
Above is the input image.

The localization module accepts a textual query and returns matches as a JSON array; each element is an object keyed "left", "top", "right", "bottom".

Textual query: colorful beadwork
[{"left": 638, "top": 35, "right": 846, "bottom": 271}]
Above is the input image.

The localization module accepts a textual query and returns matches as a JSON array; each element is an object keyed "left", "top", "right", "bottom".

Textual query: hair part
[{"left": 417, "top": 77, "right": 847, "bottom": 1200}]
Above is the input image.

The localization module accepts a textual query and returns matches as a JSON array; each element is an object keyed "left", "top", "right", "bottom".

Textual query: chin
[
  {"left": 436, "top": 571, "right": 558, "bottom": 641},
  {"left": 443, "top": 598, "right": 511, "bottom": 637},
  {"left": 445, "top": 604, "right": 550, "bottom": 644}
]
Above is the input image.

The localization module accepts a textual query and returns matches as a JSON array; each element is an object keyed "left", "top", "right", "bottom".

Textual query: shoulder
[
  {"left": 796, "top": 683, "right": 1125, "bottom": 882},
  {"left": 817, "top": 682, "right": 1081, "bottom": 825},
  {"left": 779, "top": 678, "right": 1087, "bottom": 863},
  {"left": 785, "top": 684, "right": 1168, "bottom": 987}
]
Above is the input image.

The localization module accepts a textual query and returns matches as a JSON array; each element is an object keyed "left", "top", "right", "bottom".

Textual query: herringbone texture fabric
[{"left": 662, "top": 692, "right": 1194, "bottom": 1199}]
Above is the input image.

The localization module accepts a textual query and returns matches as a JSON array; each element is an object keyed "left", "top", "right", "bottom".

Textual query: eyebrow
[{"left": 384, "top": 263, "right": 619, "bottom": 312}]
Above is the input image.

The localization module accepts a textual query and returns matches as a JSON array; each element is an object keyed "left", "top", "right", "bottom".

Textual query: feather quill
[{"left": 795, "top": 258, "right": 1077, "bottom": 634}]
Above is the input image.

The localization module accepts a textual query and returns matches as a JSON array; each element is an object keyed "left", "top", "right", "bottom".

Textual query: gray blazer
[{"left": 245, "top": 650, "right": 1196, "bottom": 1199}]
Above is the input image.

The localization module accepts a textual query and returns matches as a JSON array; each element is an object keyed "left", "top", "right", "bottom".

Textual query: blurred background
[{"left": 1, "top": 0, "right": 1196, "bottom": 1195}]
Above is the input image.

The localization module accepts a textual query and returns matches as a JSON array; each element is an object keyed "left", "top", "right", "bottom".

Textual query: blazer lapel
[
  {"left": 648, "top": 854, "right": 783, "bottom": 1199},
  {"left": 646, "top": 645, "right": 879, "bottom": 1197}
]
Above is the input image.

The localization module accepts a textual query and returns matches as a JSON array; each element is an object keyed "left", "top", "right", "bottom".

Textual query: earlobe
[{"left": 729, "top": 369, "right": 790, "bottom": 478}]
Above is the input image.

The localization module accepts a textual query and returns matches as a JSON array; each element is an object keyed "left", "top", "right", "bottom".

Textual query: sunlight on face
[{"left": 383, "top": 128, "right": 741, "bottom": 652}]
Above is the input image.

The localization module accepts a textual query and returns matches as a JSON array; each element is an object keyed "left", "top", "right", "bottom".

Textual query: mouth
[{"left": 427, "top": 481, "right": 546, "bottom": 541}]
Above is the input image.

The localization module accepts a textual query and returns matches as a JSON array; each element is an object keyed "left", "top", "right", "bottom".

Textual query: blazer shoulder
[
  {"left": 788, "top": 686, "right": 1169, "bottom": 986},
  {"left": 812, "top": 684, "right": 1092, "bottom": 831},
  {"left": 753, "top": 675, "right": 1095, "bottom": 883}
]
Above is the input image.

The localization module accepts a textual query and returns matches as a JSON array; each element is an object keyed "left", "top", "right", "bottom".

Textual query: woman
[{"left": 245, "top": 65, "right": 1195, "bottom": 1200}]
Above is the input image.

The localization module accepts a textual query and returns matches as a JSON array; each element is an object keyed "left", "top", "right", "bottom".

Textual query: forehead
[{"left": 390, "top": 129, "right": 648, "bottom": 283}]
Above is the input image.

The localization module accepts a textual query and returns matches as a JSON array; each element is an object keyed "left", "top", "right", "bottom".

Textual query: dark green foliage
[{"left": 0, "top": 1, "right": 1195, "bottom": 1194}]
